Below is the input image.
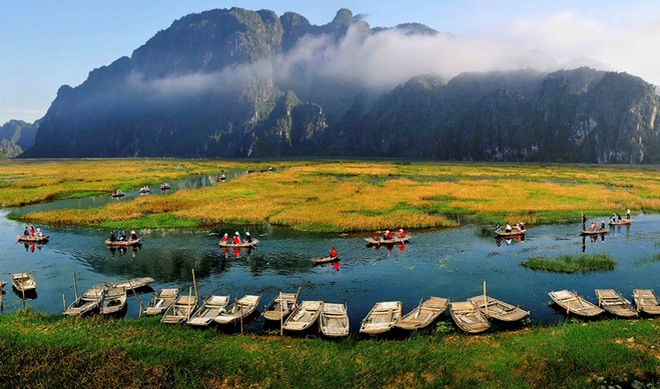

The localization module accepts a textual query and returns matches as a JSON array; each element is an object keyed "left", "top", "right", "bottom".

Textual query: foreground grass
[
  {"left": 2, "top": 159, "right": 659, "bottom": 231},
  {"left": 521, "top": 254, "right": 617, "bottom": 273},
  {"left": 0, "top": 309, "right": 657, "bottom": 388}
]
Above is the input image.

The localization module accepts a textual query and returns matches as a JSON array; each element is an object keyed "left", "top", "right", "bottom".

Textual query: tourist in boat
[
  {"left": 109, "top": 231, "right": 116, "bottom": 242},
  {"left": 23, "top": 226, "right": 29, "bottom": 236},
  {"left": 504, "top": 224, "right": 512, "bottom": 233},
  {"left": 129, "top": 230, "right": 138, "bottom": 241},
  {"left": 29, "top": 225, "right": 35, "bottom": 236},
  {"left": 519, "top": 223, "right": 526, "bottom": 232},
  {"left": 232, "top": 232, "right": 241, "bottom": 244},
  {"left": 590, "top": 222, "right": 598, "bottom": 231},
  {"left": 220, "top": 233, "right": 229, "bottom": 244},
  {"left": 616, "top": 214, "right": 622, "bottom": 221},
  {"left": 626, "top": 209, "right": 631, "bottom": 219},
  {"left": 36, "top": 228, "right": 43, "bottom": 237},
  {"left": 118, "top": 230, "right": 126, "bottom": 241},
  {"left": 330, "top": 247, "right": 338, "bottom": 258},
  {"left": 245, "top": 232, "right": 252, "bottom": 243},
  {"left": 397, "top": 228, "right": 406, "bottom": 238},
  {"left": 383, "top": 230, "right": 393, "bottom": 240},
  {"left": 600, "top": 221, "right": 606, "bottom": 229},
  {"left": 581, "top": 212, "right": 586, "bottom": 225}
]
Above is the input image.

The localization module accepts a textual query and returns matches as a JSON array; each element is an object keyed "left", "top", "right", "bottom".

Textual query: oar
[
  {"left": 483, "top": 280, "right": 489, "bottom": 318},
  {"left": 414, "top": 297, "right": 423, "bottom": 319}
]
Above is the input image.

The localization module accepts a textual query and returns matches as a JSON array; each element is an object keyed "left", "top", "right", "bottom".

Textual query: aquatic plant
[{"left": 520, "top": 253, "right": 617, "bottom": 273}]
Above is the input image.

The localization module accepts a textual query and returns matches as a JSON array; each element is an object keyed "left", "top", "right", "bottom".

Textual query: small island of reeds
[{"left": 521, "top": 253, "right": 616, "bottom": 273}]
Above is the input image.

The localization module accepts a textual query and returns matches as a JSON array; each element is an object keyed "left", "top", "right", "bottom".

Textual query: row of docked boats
[
  {"left": 62, "top": 277, "right": 155, "bottom": 316},
  {"left": 548, "top": 289, "right": 659, "bottom": 317}
]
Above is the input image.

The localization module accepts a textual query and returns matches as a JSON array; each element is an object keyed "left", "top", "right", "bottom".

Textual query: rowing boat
[
  {"left": 608, "top": 219, "right": 632, "bottom": 226},
  {"left": 104, "top": 238, "right": 141, "bottom": 247},
  {"left": 467, "top": 295, "right": 530, "bottom": 322},
  {"left": 548, "top": 290, "right": 604, "bottom": 317},
  {"left": 282, "top": 300, "right": 323, "bottom": 332},
  {"left": 494, "top": 230, "right": 525, "bottom": 237},
  {"left": 214, "top": 295, "right": 261, "bottom": 325},
  {"left": 142, "top": 288, "right": 179, "bottom": 316},
  {"left": 161, "top": 295, "right": 198, "bottom": 324},
  {"left": 97, "top": 277, "right": 155, "bottom": 292},
  {"left": 100, "top": 286, "right": 128, "bottom": 315},
  {"left": 450, "top": 301, "right": 491, "bottom": 333},
  {"left": 64, "top": 287, "right": 106, "bottom": 316},
  {"left": 396, "top": 297, "right": 449, "bottom": 330},
  {"left": 16, "top": 234, "right": 49, "bottom": 242},
  {"left": 364, "top": 235, "right": 411, "bottom": 246},
  {"left": 580, "top": 229, "right": 609, "bottom": 236},
  {"left": 187, "top": 295, "right": 231, "bottom": 327},
  {"left": 359, "top": 301, "right": 402, "bottom": 335},
  {"left": 262, "top": 291, "right": 300, "bottom": 322},
  {"left": 633, "top": 289, "right": 660, "bottom": 315},
  {"left": 312, "top": 255, "right": 340, "bottom": 264},
  {"left": 595, "top": 289, "right": 637, "bottom": 318},
  {"left": 218, "top": 239, "right": 259, "bottom": 248},
  {"left": 11, "top": 272, "right": 37, "bottom": 293},
  {"left": 319, "top": 302, "right": 349, "bottom": 337}
]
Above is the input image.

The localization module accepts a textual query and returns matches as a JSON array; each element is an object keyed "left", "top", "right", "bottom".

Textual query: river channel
[{"left": 1, "top": 174, "right": 658, "bottom": 333}]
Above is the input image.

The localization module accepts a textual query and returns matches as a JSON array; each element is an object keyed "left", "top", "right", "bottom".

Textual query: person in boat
[
  {"left": 330, "top": 247, "right": 338, "bottom": 258},
  {"left": 590, "top": 222, "right": 598, "bottom": 231},
  {"left": 130, "top": 230, "right": 138, "bottom": 240},
  {"left": 245, "top": 232, "right": 252, "bottom": 243},
  {"left": 383, "top": 230, "right": 393, "bottom": 240},
  {"left": 118, "top": 230, "right": 126, "bottom": 241},
  {"left": 29, "top": 225, "right": 35, "bottom": 236},
  {"left": 504, "top": 224, "right": 512, "bottom": 233},
  {"left": 397, "top": 228, "right": 405, "bottom": 238},
  {"left": 220, "top": 233, "right": 229, "bottom": 244},
  {"left": 600, "top": 221, "right": 606, "bottom": 229},
  {"left": 232, "top": 232, "right": 241, "bottom": 244},
  {"left": 617, "top": 214, "right": 622, "bottom": 221},
  {"left": 36, "top": 228, "right": 43, "bottom": 237},
  {"left": 581, "top": 212, "right": 586, "bottom": 225},
  {"left": 23, "top": 226, "right": 29, "bottom": 236},
  {"left": 495, "top": 223, "right": 502, "bottom": 233},
  {"left": 109, "top": 231, "right": 116, "bottom": 242},
  {"left": 519, "top": 222, "right": 526, "bottom": 232},
  {"left": 626, "top": 209, "right": 631, "bottom": 219}
]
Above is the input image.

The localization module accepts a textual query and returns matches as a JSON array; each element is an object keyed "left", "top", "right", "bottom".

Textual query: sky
[{"left": 1, "top": 0, "right": 659, "bottom": 124}]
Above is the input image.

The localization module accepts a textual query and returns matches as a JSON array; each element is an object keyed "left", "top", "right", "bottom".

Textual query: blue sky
[{"left": 1, "top": 0, "right": 659, "bottom": 124}]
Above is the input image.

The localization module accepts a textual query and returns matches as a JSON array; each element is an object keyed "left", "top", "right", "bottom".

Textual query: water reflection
[{"left": 495, "top": 235, "right": 525, "bottom": 247}]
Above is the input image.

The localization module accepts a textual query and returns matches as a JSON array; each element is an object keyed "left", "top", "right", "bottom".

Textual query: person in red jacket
[
  {"left": 220, "top": 233, "right": 229, "bottom": 244},
  {"left": 232, "top": 232, "right": 241, "bottom": 244},
  {"left": 398, "top": 228, "right": 405, "bottom": 238},
  {"left": 384, "top": 230, "right": 393, "bottom": 240},
  {"left": 330, "top": 247, "right": 337, "bottom": 258}
]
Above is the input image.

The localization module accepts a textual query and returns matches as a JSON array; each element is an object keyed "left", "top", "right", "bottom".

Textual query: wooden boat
[
  {"left": 142, "top": 288, "right": 179, "bottom": 316},
  {"left": 312, "top": 255, "right": 340, "bottom": 264},
  {"left": 97, "top": 277, "right": 155, "bottom": 292},
  {"left": 64, "top": 287, "right": 106, "bottom": 316},
  {"left": 187, "top": 295, "right": 231, "bottom": 327},
  {"left": 161, "top": 295, "right": 199, "bottom": 324},
  {"left": 450, "top": 301, "right": 491, "bottom": 334},
  {"left": 0, "top": 281, "right": 6, "bottom": 289},
  {"left": 319, "top": 302, "right": 349, "bottom": 337},
  {"left": 262, "top": 291, "right": 300, "bottom": 322},
  {"left": 364, "top": 235, "right": 411, "bottom": 246},
  {"left": 396, "top": 297, "right": 449, "bottom": 330},
  {"left": 282, "top": 300, "right": 323, "bottom": 332},
  {"left": 548, "top": 290, "right": 604, "bottom": 317},
  {"left": 467, "top": 295, "right": 530, "bottom": 322},
  {"left": 218, "top": 239, "right": 259, "bottom": 248},
  {"left": 214, "top": 295, "right": 261, "bottom": 325},
  {"left": 111, "top": 191, "right": 125, "bottom": 197},
  {"left": 16, "top": 234, "right": 49, "bottom": 242},
  {"left": 139, "top": 186, "right": 150, "bottom": 194},
  {"left": 595, "top": 289, "right": 637, "bottom": 318},
  {"left": 160, "top": 183, "right": 171, "bottom": 190},
  {"left": 359, "top": 301, "right": 402, "bottom": 335},
  {"left": 494, "top": 230, "right": 525, "bottom": 237},
  {"left": 633, "top": 289, "right": 660, "bottom": 315},
  {"left": 100, "top": 286, "right": 127, "bottom": 315},
  {"left": 580, "top": 228, "right": 609, "bottom": 236},
  {"left": 11, "top": 272, "right": 37, "bottom": 293},
  {"left": 608, "top": 219, "right": 632, "bottom": 226},
  {"left": 104, "top": 238, "right": 141, "bottom": 247}
]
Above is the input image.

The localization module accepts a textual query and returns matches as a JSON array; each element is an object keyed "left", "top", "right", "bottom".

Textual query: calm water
[{"left": 2, "top": 203, "right": 658, "bottom": 332}]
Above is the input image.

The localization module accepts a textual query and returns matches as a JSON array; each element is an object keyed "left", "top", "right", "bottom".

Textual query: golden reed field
[{"left": 1, "top": 159, "right": 658, "bottom": 232}]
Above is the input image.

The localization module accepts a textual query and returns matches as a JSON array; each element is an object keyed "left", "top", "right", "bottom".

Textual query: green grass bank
[{"left": 0, "top": 309, "right": 657, "bottom": 388}]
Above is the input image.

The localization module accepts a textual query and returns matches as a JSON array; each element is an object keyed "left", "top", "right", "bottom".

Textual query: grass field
[
  {"left": 2, "top": 159, "right": 659, "bottom": 232},
  {"left": 0, "top": 308, "right": 657, "bottom": 388}
]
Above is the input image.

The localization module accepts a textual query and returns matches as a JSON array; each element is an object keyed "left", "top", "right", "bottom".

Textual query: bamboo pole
[
  {"left": 73, "top": 272, "right": 78, "bottom": 301},
  {"left": 239, "top": 300, "right": 244, "bottom": 335},
  {"left": 186, "top": 286, "right": 193, "bottom": 321},
  {"left": 483, "top": 280, "right": 489, "bottom": 318},
  {"left": 62, "top": 293, "right": 66, "bottom": 312},
  {"left": 127, "top": 280, "right": 144, "bottom": 317},
  {"left": 279, "top": 292, "right": 284, "bottom": 336},
  {"left": 414, "top": 297, "right": 423, "bottom": 319},
  {"left": 192, "top": 269, "right": 198, "bottom": 299}
]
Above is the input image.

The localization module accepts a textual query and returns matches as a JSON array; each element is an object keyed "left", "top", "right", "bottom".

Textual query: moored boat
[
  {"left": 16, "top": 234, "right": 49, "bottom": 242},
  {"left": 396, "top": 296, "right": 449, "bottom": 330},
  {"left": 218, "top": 239, "right": 259, "bottom": 248},
  {"left": 633, "top": 289, "right": 660, "bottom": 315},
  {"left": 0, "top": 281, "right": 6, "bottom": 290},
  {"left": 282, "top": 300, "right": 323, "bottom": 332},
  {"left": 214, "top": 295, "right": 261, "bottom": 325},
  {"left": 359, "top": 301, "right": 402, "bottom": 335},
  {"left": 11, "top": 272, "right": 37, "bottom": 293},
  {"left": 104, "top": 238, "right": 142, "bottom": 247},
  {"left": 595, "top": 289, "right": 637, "bottom": 318},
  {"left": 548, "top": 290, "right": 604, "bottom": 317},
  {"left": 262, "top": 291, "right": 300, "bottom": 322},
  {"left": 142, "top": 288, "right": 179, "bottom": 316},
  {"left": 97, "top": 277, "right": 155, "bottom": 292},
  {"left": 161, "top": 295, "right": 199, "bottom": 324},
  {"left": 319, "top": 302, "right": 349, "bottom": 337},
  {"left": 312, "top": 255, "right": 340, "bottom": 265},
  {"left": 64, "top": 287, "right": 106, "bottom": 316},
  {"left": 466, "top": 295, "right": 530, "bottom": 322},
  {"left": 100, "top": 286, "right": 128, "bottom": 315},
  {"left": 187, "top": 295, "right": 231, "bottom": 327},
  {"left": 450, "top": 301, "right": 491, "bottom": 334},
  {"left": 580, "top": 229, "right": 609, "bottom": 236},
  {"left": 364, "top": 235, "right": 411, "bottom": 246}
]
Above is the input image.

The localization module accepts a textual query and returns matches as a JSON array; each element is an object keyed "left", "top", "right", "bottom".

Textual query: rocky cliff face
[
  {"left": 0, "top": 120, "right": 38, "bottom": 158},
  {"left": 22, "top": 8, "right": 660, "bottom": 163}
]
